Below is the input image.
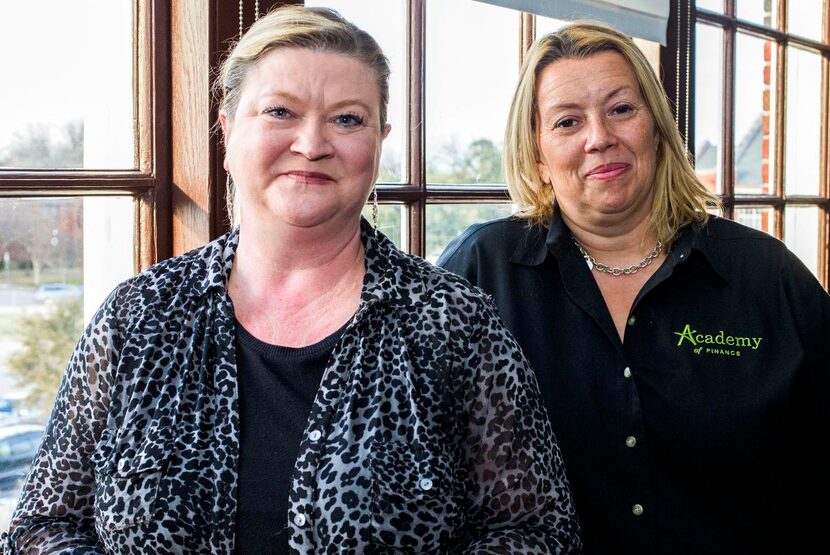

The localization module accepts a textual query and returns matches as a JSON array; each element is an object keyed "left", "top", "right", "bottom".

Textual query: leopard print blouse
[{"left": 5, "top": 221, "right": 581, "bottom": 554}]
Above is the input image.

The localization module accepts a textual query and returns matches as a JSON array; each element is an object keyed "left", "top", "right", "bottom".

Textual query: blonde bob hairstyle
[
  {"left": 214, "top": 5, "right": 390, "bottom": 227},
  {"left": 504, "top": 21, "right": 720, "bottom": 246}
]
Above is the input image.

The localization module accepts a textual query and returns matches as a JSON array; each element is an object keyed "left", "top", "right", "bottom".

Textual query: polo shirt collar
[{"left": 508, "top": 205, "right": 730, "bottom": 285}]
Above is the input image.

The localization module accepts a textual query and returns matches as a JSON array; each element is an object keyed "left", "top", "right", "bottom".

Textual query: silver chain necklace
[{"left": 571, "top": 236, "right": 663, "bottom": 276}]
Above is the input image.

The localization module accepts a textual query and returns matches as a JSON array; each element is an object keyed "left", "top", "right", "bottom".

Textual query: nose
[
  {"left": 290, "top": 119, "right": 335, "bottom": 160},
  {"left": 584, "top": 116, "right": 617, "bottom": 153}
]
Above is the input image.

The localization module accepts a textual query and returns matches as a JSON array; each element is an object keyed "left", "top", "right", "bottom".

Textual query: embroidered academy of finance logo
[{"left": 673, "top": 323, "right": 763, "bottom": 357}]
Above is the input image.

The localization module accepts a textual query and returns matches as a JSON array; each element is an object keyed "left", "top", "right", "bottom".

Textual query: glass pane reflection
[
  {"left": 694, "top": 24, "right": 724, "bottom": 195},
  {"left": 426, "top": 203, "right": 514, "bottom": 263},
  {"left": 785, "top": 47, "right": 821, "bottom": 196},
  {"left": 734, "top": 33, "right": 776, "bottom": 195},
  {"left": 426, "top": 0, "right": 519, "bottom": 185},
  {"left": 0, "top": 1, "right": 135, "bottom": 170},
  {"left": 0, "top": 196, "right": 135, "bottom": 533},
  {"left": 784, "top": 206, "right": 819, "bottom": 278}
]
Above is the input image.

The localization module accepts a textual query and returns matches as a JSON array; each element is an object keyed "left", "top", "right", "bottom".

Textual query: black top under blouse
[
  {"left": 438, "top": 210, "right": 830, "bottom": 554},
  {"left": 233, "top": 320, "right": 347, "bottom": 555}
]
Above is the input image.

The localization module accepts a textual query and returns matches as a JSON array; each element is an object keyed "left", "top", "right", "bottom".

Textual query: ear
[
  {"left": 537, "top": 159, "right": 551, "bottom": 185},
  {"left": 382, "top": 123, "right": 392, "bottom": 140},
  {"left": 219, "top": 110, "right": 232, "bottom": 146}
]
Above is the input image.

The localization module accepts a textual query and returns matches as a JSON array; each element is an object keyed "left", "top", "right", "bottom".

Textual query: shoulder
[
  {"left": 693, "top": 216, "right": 793, "bottom": 266},
  {"left": 438, "top": 216, "right": 534, "bottom": 265},
  {"left": 103, "top": 235, "right": 229, "bottom": 319}
]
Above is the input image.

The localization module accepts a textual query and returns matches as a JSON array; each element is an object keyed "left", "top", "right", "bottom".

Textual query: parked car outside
[
  {"left": 0, "top": 424, "right": 44, "bottom": 492},
  {"left": 33, "top": 283, "right": 83, "bottom": 304}
]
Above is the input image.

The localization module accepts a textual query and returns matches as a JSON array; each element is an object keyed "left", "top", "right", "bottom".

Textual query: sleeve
[
  {"left": 456, "top": 299, "right": 582, "bottom": 554},
  {"left": 436, "top": 230, "right": 479, "bottom": 285},
  {"left": 4, "top": 291, "right": 122, "bottom": 555},
  {"left": 782, "top": 254, "right": 830, "bottom": 500}
]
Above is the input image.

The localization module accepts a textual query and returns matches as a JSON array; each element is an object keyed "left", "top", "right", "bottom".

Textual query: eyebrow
[
  {"left": 541, "top": 85, "right": 638, "bottom": 114},
  {"left": 259, "top": 91, "right": 374, "bottom": 113}
]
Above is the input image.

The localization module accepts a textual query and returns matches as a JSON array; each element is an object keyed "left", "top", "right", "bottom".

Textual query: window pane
[
  {"left": 785, "top": 206, "right": 819, "bottom": 278},
  {"left": 785, "top": 46, "right": 821, "bottom": 196},
  {"left": 736, "top": 0, "right": 778, "bottom": 28},
  {"left": 0, "top": 196, "right": 135, "bottom": 531},
  {"left": 0, "top": 1, "right": 135, "bottom": 170},
  {"left": 787, "top": 0, "right": 823, "bottom": 41},
  {"left": 734, "top": 206, "right": 776, "bottom": 236},
  {"left": 306, "top": 0, "right": 407, "bottom": 183},
  {"left": 535, "top": 15, "right": 567, "bottom": 38},
  {"left": 426, "top": 0, "right": 519, "bottom": 185},
  {"left": 694, "top": 24, "right": 724, "bottom": 194},
  {"left": 361, "top": 204, "right": 405, "bottom": 249},
  {"left": 734, "top": 33, "right": 776, "bottom": 195},
  {"left": 426, "top": 203, "right": 514, "bottom": 263},
  {"left": 696, "top": 0, "right": 724, "bottom": 12}
]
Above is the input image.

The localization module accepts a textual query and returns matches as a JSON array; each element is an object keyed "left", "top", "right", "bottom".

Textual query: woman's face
[
  {"left": 535, "top": 51, "right": 659, "bottom": 229},
  {"left": 220, "top": 48, "right": 390, "bottom": 231}
]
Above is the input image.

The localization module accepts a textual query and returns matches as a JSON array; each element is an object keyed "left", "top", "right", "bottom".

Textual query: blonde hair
[
  {"left": 214, "top": 5, "right": 390, "bottom": 227},
  {"left": 504, "top": 21, "right": 720, "bottom": 245}
]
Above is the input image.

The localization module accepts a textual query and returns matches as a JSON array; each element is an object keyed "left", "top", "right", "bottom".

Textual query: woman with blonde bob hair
[
  {"left": 440, "top": 20, "right": 830, "bottom": 554},
  {"left": 7, "top": 6, "right": 582, "bottom": 554}
]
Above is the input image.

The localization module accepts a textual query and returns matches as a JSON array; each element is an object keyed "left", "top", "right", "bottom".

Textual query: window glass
[
  {"left": 787, "top": 0, "right": 823, "bottom": 41},
  {"left": 426, "top": 203, "right": 514, "bottom": 263},
  {"left": 361, "top": 204, "right": 405, "bottom": 249},
  {"left": 426, "top": 0, "right": 519, "bottom": 186},
  {"left": 696, "top": 0, "right": 724, "bottom": 12},
  {"left": 785, "top": 46, "right": 821, "bottom": 196},
  {"left": 306, "top": 0, "right": 407, "bottom": 183},
  {"left": 736, "top": 0, "right": 778, "bottom": 28},
  {"left": 535, "top": 15, "right": 567, "bottom": 38},
  {"left": 0, "top": 196, "right": 135, "bottom": 531},
  {"left": 734, "top": 33, "right": 776, "bottom": 195},
  {"left": 0, "top": 1, "right": 135, "bottom": 170},
  {"left": 735, "top": 206, "right": 776, "bottom": 236},
  {"left": 785, "top": 206, "right": 819, "bottom": 278},
  {"left": 694, "top": 24, "right": 724, "bottom": 195}
]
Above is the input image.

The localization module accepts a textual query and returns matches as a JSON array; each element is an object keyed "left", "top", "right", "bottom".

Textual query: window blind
[{"left": 472, "top": 0, "right": 670, "bottom": 45}]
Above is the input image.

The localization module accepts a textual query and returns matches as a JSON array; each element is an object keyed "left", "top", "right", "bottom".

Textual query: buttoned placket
[{"left": 286, "top": 299, "right": 378, "bottom": 553}]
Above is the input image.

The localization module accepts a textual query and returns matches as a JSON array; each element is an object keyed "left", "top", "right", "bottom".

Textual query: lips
[
  {"left": 586, "top": 163, "right": 629, "bottom": 181},
  {"left": 283, "top": 171, "right": 334, "bottom": 184}
]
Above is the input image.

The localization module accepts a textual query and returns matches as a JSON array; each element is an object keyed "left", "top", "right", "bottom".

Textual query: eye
[
  {"left": 612, "top": 104, "right": 635, "bottom": 115},
  {"left": 264, "top": 105, "right": 291, "bottom": 119},
  {"left": 333, "top": 113, "right": 364, "bottom": 128},
  {"left": 555, "top": 118, "right": 578, "bottom": 129}
]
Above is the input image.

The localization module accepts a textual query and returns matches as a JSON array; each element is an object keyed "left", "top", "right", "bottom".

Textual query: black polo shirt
[{"left": 438, "top": 211, "right": 830, "bottom": 554}]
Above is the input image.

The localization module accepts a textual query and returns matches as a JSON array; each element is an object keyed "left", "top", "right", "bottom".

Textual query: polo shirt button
[
  {"left": 309, "top": 430, "right": 322, "bottom": 442},
  {"left": 625, "top": 436, "right": 637, "bottom": 448},
  {"left": 419, "top": 478, "right": 433, "bottom": 491},
  {"left": 117, "top": 459, "right": 129, "bottom": 473},
  {"left": 632, "top": 504, "right": 644, "bottom": 516},
  {"left": 627, "top": 315, "right": 637, "bottom": 326},
  {"left": 293, "top": 513, "right": 306, "bottom": 527},
  {"left": 623, "top": 367, "right": 632, "bottom": 378}
]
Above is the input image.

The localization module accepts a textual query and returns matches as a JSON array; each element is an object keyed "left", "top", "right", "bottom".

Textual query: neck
[
  {"left": 231, "top": 218, "right": 365, "bottom": 302},
  {"left": 564, "top": 211, "right": 657, "bottom": 265}
]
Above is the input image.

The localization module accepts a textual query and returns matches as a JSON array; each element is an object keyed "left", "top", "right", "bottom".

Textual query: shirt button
[
  {"left": 627, "top": 315, "right": 637, "bottom": 326},
  {"left": 625, "top": 436, "right": 637, "bottom": 448},
  {"left": 419, "top": 478, "right": 433, "bottom": 491},
  {"left": 623, "top": 367, "right": 632, "bottom": 378},
  {"left": 117, "top": 459, "right": 128, "bottom": 473},
  {"left": 632, "top": 504, "right": 644, "bottom": 516},
  {"left": 308, "top": 430, "right": 322, "bottom": 442},
  {"left": 293, "top": 513, "right": 306, "bottom": 527}
]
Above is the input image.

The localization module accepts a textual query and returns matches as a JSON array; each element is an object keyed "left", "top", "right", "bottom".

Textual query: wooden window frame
[
  {"left": 666, "top": 0, "right": 830, "bottom": 287},
  {"left": 0, "top": 0, "right": 171, "bottom": 272}
]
